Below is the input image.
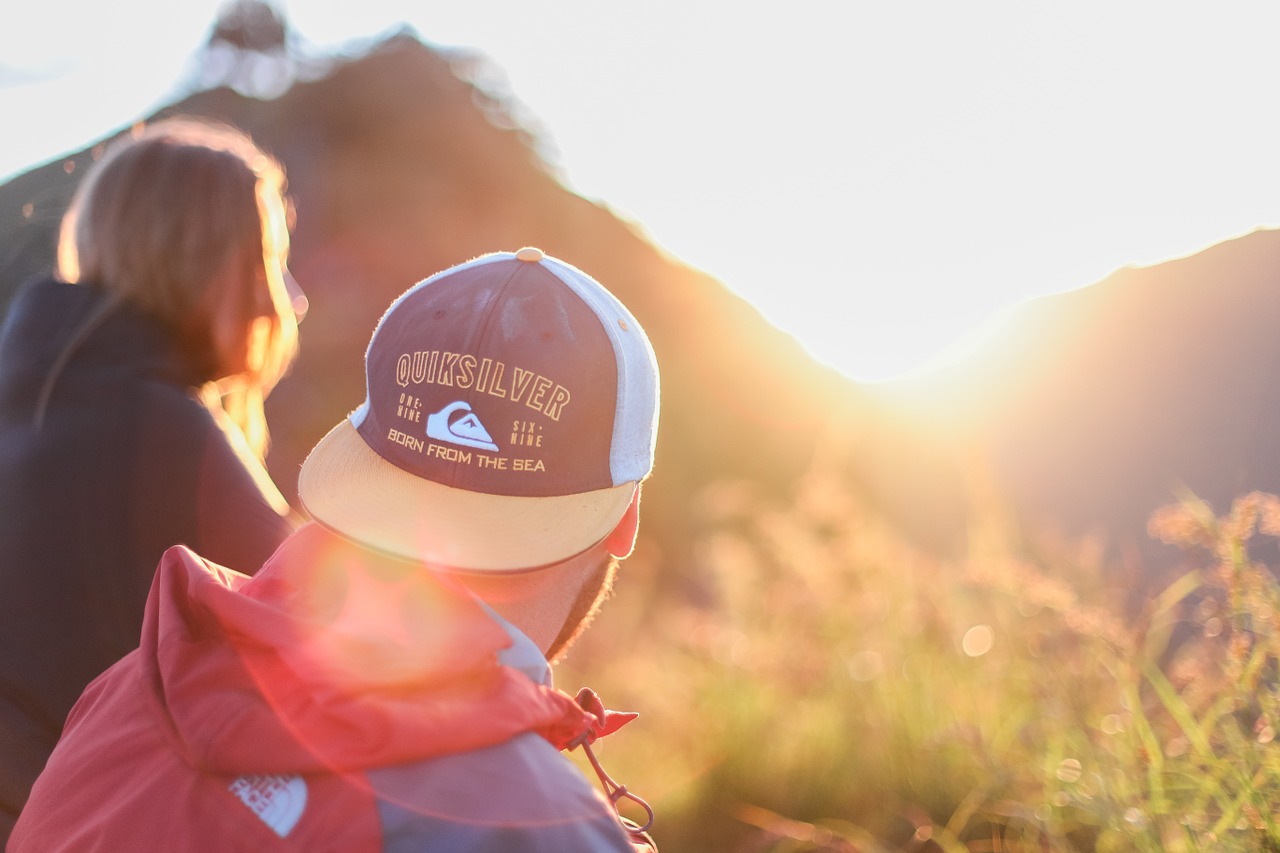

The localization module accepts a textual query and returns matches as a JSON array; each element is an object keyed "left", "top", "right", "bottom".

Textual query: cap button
[{"left": 515, "top": 247, "right": 545, "bottom": 262}]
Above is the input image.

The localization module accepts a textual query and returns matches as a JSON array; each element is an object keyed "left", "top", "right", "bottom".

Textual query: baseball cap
[{"left": 298, "top": 248, "right": 660, "bottom": 571}]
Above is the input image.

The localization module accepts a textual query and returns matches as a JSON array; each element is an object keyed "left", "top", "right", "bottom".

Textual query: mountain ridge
[
  {"left": 0, "top": 32, "right": 889, "bottom": 577},
  {"left": 4, "top": 27, "right": 1278, "bottom": 586}
]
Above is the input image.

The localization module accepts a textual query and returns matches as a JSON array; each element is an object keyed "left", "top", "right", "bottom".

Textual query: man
[{"left": 10, "top": 248, "right": 660, "bottom": 851}]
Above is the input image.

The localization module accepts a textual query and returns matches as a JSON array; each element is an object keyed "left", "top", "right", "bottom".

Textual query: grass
[{"left": 557, "top": 461, "right": 1280, "bottom": 853}]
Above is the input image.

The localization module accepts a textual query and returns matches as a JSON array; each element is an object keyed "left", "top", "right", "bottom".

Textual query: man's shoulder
[{"left": 367, "top": 732, "right": 633, "bottom": 851}]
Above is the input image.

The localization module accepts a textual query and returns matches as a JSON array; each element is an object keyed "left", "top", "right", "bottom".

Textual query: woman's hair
[{"left": 56, "top": 117, "right": 299, "bottom": 460}]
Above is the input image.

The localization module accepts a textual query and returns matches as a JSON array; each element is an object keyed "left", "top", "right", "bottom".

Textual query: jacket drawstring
[{"left": 568, "top": 687, "right": 655, "bottom": 835}]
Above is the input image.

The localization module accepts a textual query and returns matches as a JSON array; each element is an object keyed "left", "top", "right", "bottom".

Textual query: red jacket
[{"left": 10, "top": 525, "right": 652, "bottom": 851}]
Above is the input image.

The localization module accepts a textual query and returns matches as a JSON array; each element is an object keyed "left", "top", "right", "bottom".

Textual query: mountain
[
  {"left": 1, "top": 31, "right": 956, "bottom": 580},
  {"left": 5, "top": 22, "right": 1276, "bottom": 591},
  {"left": 883, "top": 226, "right": 1280, "bottom": 579}
]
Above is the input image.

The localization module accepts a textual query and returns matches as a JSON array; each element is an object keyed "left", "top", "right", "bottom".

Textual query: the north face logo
[
  {"left": 229, "top": 774, "right": 307, "bottom": 838},
  {"left": 426, "top": 400, "right": 499, "bottom": 451}
]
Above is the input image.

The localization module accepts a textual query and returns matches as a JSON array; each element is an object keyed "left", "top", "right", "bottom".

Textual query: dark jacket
[
  {"left": 0, "top": 279, "right": 295, "bottom": 841},
  {"left": 11, "top": 524, "right": 650, "bottom": 851}
]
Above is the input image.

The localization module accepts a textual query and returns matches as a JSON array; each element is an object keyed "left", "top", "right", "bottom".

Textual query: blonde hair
[{"left": 57, "top": 118, "right": 299, "bottom": 460}]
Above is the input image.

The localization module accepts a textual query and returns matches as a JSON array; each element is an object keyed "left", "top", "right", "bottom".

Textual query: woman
[{"left": 0, "top": 118, "right": 303, "bottom": 839}]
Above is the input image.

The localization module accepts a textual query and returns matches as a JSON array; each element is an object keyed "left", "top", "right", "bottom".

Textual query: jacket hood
[
  {"left": 0, "top": 279, "right": 203, "bottom": 422},
  {"left": 138, "top": 524, "right": 597, "bottom": 776}
]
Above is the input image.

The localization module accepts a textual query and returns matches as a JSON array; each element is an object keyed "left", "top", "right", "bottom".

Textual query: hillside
[
  {"left": 6, "top": 23, "right": 1277, "bottom": 593},
  {"left": 880, "top": 226, "right": 1280, "bottom": 580},
  {"left": 1, "top": 31, "right": 944, "bottom": 579}
]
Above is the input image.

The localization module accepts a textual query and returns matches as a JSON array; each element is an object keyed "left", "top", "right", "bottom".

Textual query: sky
[{"left": 3, "top": 2, "right": 1280, "bottom": 382}]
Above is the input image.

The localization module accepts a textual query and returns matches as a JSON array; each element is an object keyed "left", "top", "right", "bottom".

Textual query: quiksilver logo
[
  {"left": 426, "top": 401, "right": 499, "bottom": 452},
  {"left": 229, "top": 774, "right": 307, "bottom": 838}
]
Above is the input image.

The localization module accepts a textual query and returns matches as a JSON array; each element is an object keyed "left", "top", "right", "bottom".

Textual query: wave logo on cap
[{"left": 426, "top": 400, "right": 500, "bottom": 452}]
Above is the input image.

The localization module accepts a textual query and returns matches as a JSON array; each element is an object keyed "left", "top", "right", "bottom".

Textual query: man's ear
[{"left": 604, "top": 485, "right": 642, "bottom": 558}]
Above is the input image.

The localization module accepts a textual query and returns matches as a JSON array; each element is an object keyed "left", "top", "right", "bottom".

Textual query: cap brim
[{"left": 298, "top": 419, "right": 636, "bottom": 571}]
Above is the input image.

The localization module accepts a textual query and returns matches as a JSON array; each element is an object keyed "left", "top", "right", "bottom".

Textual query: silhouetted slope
[
  {"left": 0, "top": 150, "right": 84, "bottom": 302},
  {"left": 894, "top": 227, "right": 1280, "bottom": 576},
  {"left": 0, "top": 33, "right": 906, "bottom": 578},
  {"left": 16, "top": 29, "right": 1274, "bottom": 586}
]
